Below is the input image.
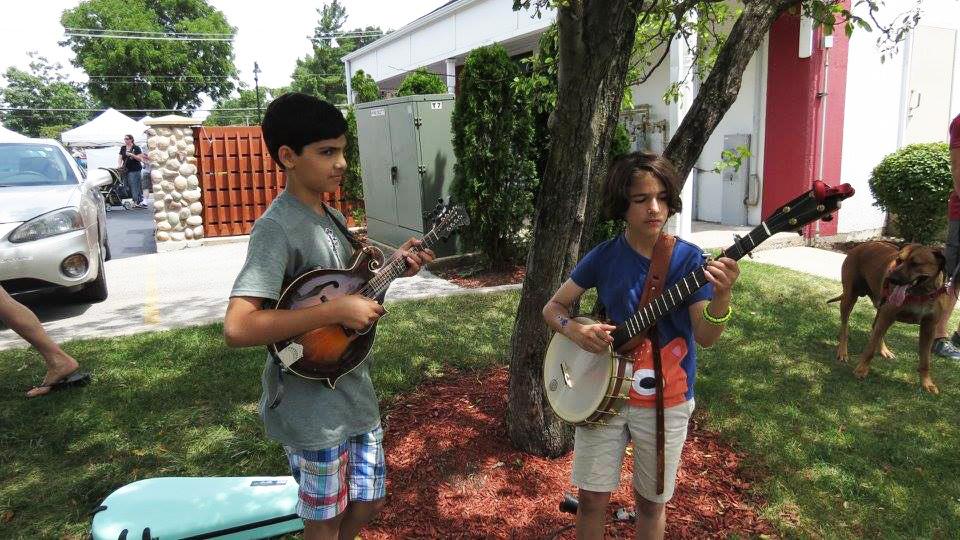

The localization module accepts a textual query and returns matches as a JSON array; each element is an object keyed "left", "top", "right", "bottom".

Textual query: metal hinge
[
  {"left": 417, "top": 165, "right": 426, "bottom": 175},
  {"left": 414, "top": 117, "right": 422, "bottom": 128}
]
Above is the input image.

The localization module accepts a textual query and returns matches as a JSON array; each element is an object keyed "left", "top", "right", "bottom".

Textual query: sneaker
[{"left": 932, "top": 338, "right": 960, "bottom": 360}]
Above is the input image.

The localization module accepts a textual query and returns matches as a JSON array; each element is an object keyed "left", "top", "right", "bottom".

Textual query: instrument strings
[{"left": 356, "top": 224, "right": 446, "bottom": 299}]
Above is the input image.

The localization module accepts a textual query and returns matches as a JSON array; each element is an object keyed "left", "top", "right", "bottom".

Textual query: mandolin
[{"left": 268, "top": 203, "right": 470, "bottom": 388}]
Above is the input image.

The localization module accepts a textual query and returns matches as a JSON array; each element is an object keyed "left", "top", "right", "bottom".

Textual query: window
[{"left": 0, "top": 144, "right": 78, "bottom": 187}]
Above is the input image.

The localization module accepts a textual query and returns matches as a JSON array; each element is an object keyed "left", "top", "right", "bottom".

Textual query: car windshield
[{"left": 0, "top": 143, "right": 78, "bottom": 187}]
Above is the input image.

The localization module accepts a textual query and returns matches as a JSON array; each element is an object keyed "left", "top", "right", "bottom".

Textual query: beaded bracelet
[{"left": 702, "top": 304, "right": 732, "bottom": 325}]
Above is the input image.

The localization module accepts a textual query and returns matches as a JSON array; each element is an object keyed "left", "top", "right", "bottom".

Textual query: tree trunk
[
  {"left": 507, "top": 0, "right": 646, "bottom": 457},
  {"left": 664, "top": 0, "right": 798, "bottom": 182}
]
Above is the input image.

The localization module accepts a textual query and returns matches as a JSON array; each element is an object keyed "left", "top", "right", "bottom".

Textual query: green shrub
[
  {"left": 452, "top": 44, "right": 538, "bottom": 268},
  {"left": 869, "top": 142, "right": 951, "bottom": 243},
  {"left": 351, "top": 70, "right": 380, "bottom": 104},
  {"left": 343, "top": 107, "right": 363, "bottom": 202},
  {"left": 395, "top": 68, "right": 447, "bottom": 97},
  {"left": 39, "top": 124, "right": 71, "bottom": 140}
]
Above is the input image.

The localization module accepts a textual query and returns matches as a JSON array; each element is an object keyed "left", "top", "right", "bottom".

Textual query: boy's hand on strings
[
  {"left": 571, "top": 322, "right": 616, "bottom": 354},
  {"left": 397, "top": 238, "right": 435, "bottom": 277},
  {"left": 702, "top": 257, "right": 740, "bottom": 298},
  {"left": 333, "top": 295, "right": 385, "bottom": 330}
]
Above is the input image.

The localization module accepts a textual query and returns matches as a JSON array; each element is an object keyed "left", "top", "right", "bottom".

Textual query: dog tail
[{"left": 826, "top": 294, "right": 842, "bottom": 304}]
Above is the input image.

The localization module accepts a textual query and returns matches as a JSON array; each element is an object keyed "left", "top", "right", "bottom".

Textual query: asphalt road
[
  {"left": 0, "top": 240, "right": 468, "bottom": 350},
  {"left": 104, "top": 193, "right": 157, "bottom": 260}
]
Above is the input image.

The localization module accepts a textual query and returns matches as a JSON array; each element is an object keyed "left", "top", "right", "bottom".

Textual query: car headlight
[{"left": 8, "top": 208, "right": 84, "bottom": 243}]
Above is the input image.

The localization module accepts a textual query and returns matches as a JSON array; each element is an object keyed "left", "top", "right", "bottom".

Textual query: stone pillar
[{"left": 144, "top": 115, "right": 202, "bottom": 252}]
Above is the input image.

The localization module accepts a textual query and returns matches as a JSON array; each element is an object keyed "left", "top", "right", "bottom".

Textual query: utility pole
[{"left": 253, "top": 61, "right": 262, "bottom": 124}]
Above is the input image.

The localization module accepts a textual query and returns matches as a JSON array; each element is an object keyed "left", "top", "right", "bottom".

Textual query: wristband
[{"left": 702, "top": 304, "right": 732, "bottom": 325}]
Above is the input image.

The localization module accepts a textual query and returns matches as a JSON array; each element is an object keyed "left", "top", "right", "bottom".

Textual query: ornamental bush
[
  {"left": 451, "top": 44, "right": 537, "bottom": 267},
  {"left": 351, "top": 70, "right": 380, "bottom": 104},
  {"left": 343, "top": 107, "right": 363, "bottom": 204},
  {"left": 869, "top": 143, "right": 951, "bottom": 243},
  {"left": 395, "top": 68, "right": 447, "bottom": 96}
]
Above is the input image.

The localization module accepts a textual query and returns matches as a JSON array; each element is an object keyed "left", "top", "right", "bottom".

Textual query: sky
[{"left": 0, "top": 0, "right": 451, "bottom": 112}]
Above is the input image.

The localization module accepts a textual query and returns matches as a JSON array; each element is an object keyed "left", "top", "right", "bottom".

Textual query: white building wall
[
  {"left": 838, "top": 0, "right": 960, "bottom": 234},
  {"left": 629, "top": 40, "right": 767, "bottom": 226},
  {"left": 346, "top": 0, "right": 554, "bottom": 90}
]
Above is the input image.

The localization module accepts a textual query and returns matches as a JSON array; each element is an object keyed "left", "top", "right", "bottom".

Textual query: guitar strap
[
  {"left": 322, "top": 203, "right": 365, "bottom": 251},
  {"left": 268, "top": 204, "right": 364, "bottom": 410},
  {"left": 637, "top": 232, "right": 675, "bottom": 496}
]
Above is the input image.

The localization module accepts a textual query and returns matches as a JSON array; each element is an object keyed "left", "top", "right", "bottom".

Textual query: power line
[
  {"left": 85, "top": 75, "right": 235, "bottom": 80},
  {"left": 63, "top": 27, "right": 234, "bottom": 37},
  {"left": 0, "top": 107, "right": 259, "bottom": 113},
  {"left": 63, "top": 32, "right": 234, "bottom": 42}
]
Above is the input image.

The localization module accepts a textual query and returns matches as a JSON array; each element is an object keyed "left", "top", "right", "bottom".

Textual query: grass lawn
[{"left": 1, "top": 260, "right": 959, "bottom": 538}]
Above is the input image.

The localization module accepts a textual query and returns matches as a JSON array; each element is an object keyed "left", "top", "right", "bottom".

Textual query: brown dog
[{"left": 829, "top": 241, "right": 948, "bottom": 394}]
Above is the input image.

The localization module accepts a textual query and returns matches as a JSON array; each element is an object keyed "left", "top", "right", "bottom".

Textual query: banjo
[
  {"left": 268, "top": 202, "right": 470, "bottom": 388},
  {"left": 544, "top": 180, "right": 855, "bottom": 426}
]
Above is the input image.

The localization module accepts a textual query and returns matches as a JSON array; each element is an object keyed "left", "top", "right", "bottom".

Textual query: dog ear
[
  {"left": 933, "top": 247, "right": 947, "bottom": 275},
  {"left": 898, "top": 244, "right": 916, "bottom": 262}
]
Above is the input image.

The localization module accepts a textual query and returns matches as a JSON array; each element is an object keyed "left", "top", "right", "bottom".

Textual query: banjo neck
[{"left": 609, "top": 222, "right": 771, "bottom": 351}]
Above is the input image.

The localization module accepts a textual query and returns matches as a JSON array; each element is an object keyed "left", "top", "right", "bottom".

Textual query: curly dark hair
[{"left": 601, "top": 152, "right": 682, "bottom": 221}]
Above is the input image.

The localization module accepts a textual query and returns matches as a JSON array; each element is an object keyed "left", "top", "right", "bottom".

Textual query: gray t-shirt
[{"left": 230, "top": 190, "right": 380, "bottom": 450}]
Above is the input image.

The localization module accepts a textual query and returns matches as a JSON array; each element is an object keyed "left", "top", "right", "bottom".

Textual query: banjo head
[{"left": 543, "top": 317, "right": 617, "bottom": 424}]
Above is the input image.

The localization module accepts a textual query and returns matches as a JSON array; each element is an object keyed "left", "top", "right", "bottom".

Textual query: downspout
[{"left": 812, "top": 34, "right": 834, "bottom": 244}]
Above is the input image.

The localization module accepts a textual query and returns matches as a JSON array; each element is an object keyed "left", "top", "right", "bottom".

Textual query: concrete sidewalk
[{"left": 0, "top": 236, "right": 842, "bottom": 351}]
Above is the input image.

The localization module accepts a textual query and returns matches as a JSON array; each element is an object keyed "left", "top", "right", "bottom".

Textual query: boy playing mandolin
[
  {"left": 542, "top": 152, "right": 740, "bottom": 540},
  {"left": 223, "top": 93, "right": 434, "bottom": 540}
]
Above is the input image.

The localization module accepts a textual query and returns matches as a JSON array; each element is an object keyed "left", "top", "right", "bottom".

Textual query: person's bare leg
[
  {"left": 302, "top": 513, "right": 345, "bottom": 540},
  {"left": 935, "top": 292, "right": 958, "bottom": 339},
  {"left": 575, "top": 489, "right": 610, "bottom": 540},
  {"left": 634, "top": 491, "right": 665, "bottom": 540},
  {"left": 0, "top": 286, "right": 80, "bottom": 396},
  {"left": 338, "top": 499, "right": 385, "bottom": 540}
]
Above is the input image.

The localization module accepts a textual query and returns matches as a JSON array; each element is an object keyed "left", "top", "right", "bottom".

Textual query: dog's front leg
[
  {"left": 854, "top": 310, "right": 896, "bottom": 380},
  {"left": 918, "top": 319, "right": 940, "bottom": 394}
]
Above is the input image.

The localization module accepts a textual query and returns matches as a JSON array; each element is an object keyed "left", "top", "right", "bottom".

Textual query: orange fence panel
[{"left": 194, "top": 126, "right": 362, "bottom": 238}]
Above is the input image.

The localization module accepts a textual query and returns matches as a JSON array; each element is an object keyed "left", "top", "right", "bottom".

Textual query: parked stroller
[{"left": 98, "top": 167, "right": 134, "bottom": 211}]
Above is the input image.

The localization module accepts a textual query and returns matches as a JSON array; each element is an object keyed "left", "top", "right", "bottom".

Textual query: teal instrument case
[{"left": 90, "top": 476, "right": 303, "bottom": 539}]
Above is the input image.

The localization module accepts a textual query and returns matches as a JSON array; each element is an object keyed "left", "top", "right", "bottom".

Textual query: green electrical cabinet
[{"left": 355, "top": 94, "right": 462, "bottom": 258}]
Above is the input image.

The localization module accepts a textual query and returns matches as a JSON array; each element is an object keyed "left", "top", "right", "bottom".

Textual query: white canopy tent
[
  {"left": 61, "top": 108, "right": 147, "bottom": 148},
  {"left": 0, "top": 124, "right": 29, "bottom": 141},
  {"left": 61, "top": 108, "right": 151, "bottom": 172}
]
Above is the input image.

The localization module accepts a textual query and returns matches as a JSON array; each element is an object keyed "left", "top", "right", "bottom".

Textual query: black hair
[
  {"left": 261, "top": 92, "right": 347, "bottom": 170},
  {"left": 601, "top": 151, "right": 682, "bottom": 220}
]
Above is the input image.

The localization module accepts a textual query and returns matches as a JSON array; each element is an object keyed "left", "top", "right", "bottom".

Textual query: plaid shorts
[{"left": 284, "top": 425, "right": 386, "bottom": 521}]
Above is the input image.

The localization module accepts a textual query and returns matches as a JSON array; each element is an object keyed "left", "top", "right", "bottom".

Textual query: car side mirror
[{"left": 87, "top": 168, "right": 116, "bottom": 189}]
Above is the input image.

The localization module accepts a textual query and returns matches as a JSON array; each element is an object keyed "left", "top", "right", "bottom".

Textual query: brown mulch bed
[
  {"left": 367, "top": 367, "right": 777, "bottom": 539},
  {"left": 435, "top": 265, "right": 527, "bottom": 288}
]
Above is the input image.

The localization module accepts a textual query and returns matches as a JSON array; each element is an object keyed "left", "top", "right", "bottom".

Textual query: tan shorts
[{"left": 571, "top": 399, "right": 694, "bottom": 503}]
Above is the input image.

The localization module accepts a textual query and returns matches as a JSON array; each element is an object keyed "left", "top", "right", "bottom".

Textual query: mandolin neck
[{"left": 358, "top": 228, "right": 443, "bottom": 300}]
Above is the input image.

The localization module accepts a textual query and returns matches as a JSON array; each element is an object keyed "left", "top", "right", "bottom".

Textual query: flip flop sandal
[{"left": 27, "top": 371, "right": 91, "bottom": 397}]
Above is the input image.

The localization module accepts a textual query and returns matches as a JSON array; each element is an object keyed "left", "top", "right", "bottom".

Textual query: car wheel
[{"left": 76, "top": 253, "right": 108, "bottom": 303}]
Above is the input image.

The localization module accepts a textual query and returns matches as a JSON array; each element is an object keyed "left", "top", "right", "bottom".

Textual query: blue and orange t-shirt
[{"left": 570, "top": 234, "right": 713, "bottom": 407}]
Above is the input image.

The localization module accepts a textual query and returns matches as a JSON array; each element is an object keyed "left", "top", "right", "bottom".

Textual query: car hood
[{"left": 0, "top": 185, "right": 81, "bottom": 224}]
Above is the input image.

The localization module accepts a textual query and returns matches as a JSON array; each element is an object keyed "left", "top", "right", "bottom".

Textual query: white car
[{"left": 0, "top": 138, "right": 113, "bottom": 302}]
